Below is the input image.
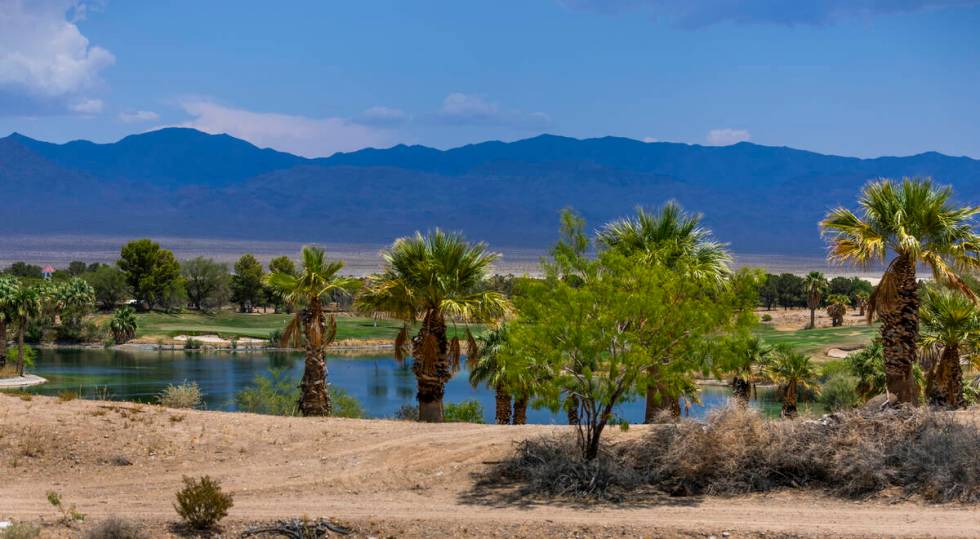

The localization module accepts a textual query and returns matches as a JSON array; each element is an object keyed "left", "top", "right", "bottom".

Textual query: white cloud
[
  {"left": 0, "top": 1, "right": 114, "bottom": 114},
  {"left": 358, "top": 105, "right": 409, "bottom": 126},
  {"left": 434, "top": 93, "right": 551, "bottom": 129},
  {"left": 118, "top": 109, "right": 160, "bottom": 123},
  {"left": 177, "top": 99, "right": 392, "bottom": 157},
  {"left": 706, "top": 128, "right": 751, "bottom": 146},
  {"left": 69, "top": 97, "right": 102, "bottom": 114}
]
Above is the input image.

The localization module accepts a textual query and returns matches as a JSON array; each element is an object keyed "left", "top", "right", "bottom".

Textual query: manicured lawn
[
  {"left": 135, "top": 311, "right": 485, "bottom": 341},
  {"left": 754, "top": 323, "right": 879, "bottom": 360}
]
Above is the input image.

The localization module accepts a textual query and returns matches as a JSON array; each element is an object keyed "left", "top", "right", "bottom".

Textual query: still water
[{"left": 21, "top": 348, "right": 781, "bottom": 423}]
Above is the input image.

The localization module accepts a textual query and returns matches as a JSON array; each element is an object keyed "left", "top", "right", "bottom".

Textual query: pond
[{"left": 16, "top": 348, "right": 786, "bottom": 423}]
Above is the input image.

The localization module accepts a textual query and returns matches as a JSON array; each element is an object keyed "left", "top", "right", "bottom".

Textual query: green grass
[
  {"left": 754, "top": 323, "right": 879, "bottom": 360},
  {"left": 135, "top": 311, "right": 485, "bottom": 341}
]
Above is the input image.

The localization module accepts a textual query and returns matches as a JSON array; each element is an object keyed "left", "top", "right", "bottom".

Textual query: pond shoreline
[
  {"left": 34, "top": 340, "right": 396, "bottom": 354},
  {"left": 0, "top": 374, "right": 48, "bottom": 388}
]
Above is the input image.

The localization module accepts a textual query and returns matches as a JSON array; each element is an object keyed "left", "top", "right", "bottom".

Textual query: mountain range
[{"left": 2, "top": 128, "right": 980, "bottom": 255}]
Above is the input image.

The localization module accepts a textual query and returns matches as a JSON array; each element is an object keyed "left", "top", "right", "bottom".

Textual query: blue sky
[{"left": 1, "top": 0, "right": 979, "bottom": 158}]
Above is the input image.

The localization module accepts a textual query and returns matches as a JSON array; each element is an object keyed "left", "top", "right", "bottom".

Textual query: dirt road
[{"left": 1, "top": 395, "right": 977, "bottom": 538}]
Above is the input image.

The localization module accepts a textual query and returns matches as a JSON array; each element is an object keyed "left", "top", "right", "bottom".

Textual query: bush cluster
[
  {"left": 158, "top": 382, "right": 203, "bottom": 409},
  {"left": 83, "top": 517, "right": 147, "bottom": 539},
  {"left": 173, "top": 475, "right": 234, "bottom": 530},
  {"left": 485, "top": 406, "right": 980, "bottom": 502}
]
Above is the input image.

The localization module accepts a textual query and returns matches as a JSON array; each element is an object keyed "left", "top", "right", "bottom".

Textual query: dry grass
[{"left": 487, "top": 405, "right": 980, "bottom": 503}]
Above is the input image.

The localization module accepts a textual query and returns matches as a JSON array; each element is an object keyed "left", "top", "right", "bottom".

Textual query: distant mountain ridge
[{"left": 2, "top": 128, "right": 979, "bottom": 255}]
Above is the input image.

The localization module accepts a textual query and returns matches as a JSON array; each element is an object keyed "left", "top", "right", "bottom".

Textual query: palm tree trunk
[
  {"left": 0, "top": 319, "right": 6, "bottom": 369},
  {"left": 880, "top": 255, "right": 920, "bottom": 405},
  {"left": 298, "top": 305, "right": 331, "bottom": 416},
  {"left": 512, "top": 394, "right": 528, "bottom": 425},
  {"left": 494, "top": 384, "right": 512, "bottom": 425},
  {"left": 413, "top": 309, "right": 450, "bottom": 422},
  {"left": 927, "top": 344, "right": 963, "bottom": 408},
  {"left": 644, "top": 364, "right": 677, "bottom": 422},
  {"left": 731, "top": 376, "right": 750, "bottom": 404},
  {"left": 566, "top": 394, "right": 579, "bottom": 425},
  {"left": 782, "top": 382, "right": 797, "bottom": 418},
  {"left": 808, "top": 307, "right": 816, "bottom": 329},
  {"left": 16, "top": 325, "right": 26, "bottom": 376}
]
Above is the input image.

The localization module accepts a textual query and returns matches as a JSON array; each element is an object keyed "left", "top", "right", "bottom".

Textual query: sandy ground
[
  {"left": 1, "top": 396, "right": 978, "bottom": 538},
  {"left": 758, "top": 307, "right": 868, "bottom": 331}
]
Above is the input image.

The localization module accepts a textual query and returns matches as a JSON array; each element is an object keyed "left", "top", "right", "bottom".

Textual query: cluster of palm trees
[
  {"left": 267, "top": 176, "right": 979, "bottom": 421},
  {"left": 822, "top": 177, "right": 980, "bottom": 407}
]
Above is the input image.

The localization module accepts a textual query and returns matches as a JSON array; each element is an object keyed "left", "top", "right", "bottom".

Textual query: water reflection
[{"left": 21, "top": 348, "right": 782, "bottom": 423}]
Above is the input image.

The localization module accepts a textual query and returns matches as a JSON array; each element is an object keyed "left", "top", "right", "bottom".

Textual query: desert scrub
[
  {"left": 0, "top": 522, "right": 40, "bottom": 539},
  {"left": 443, "top": 400, "right": 485, "bottom": 423},
  {"left": 173, "top": 475, "right": 234, "bottom": 530},
  {"left": 83, "top": 517, "right": 147, "bottom": 539},
  {"left": 482, "top": 405, "right": 980, "bottom": 502},
  {"left": 47, "top": 490, "right": 85, "bottom": 524},
  {"left": 818, "top": 373, "right": 860, "bottom": 412},
  {"left": 158, "top": 382, "right": 203, "bottom": 409}
]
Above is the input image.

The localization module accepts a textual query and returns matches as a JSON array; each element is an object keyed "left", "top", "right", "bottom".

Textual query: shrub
[
  {"left": 267, "top": 328, "right": 283, "bottom": 347},
  {"left": 47, "top": 490, "right": 85, "bottom": 524},
  {"left": 394, "top": 404, "right": 418, "bottom": 421},
  {"left": 0, "top": 522, "right": 40, "bottom": 539},
  {"left": 109, "top": 307, "right": 138, "bottom": 344},
  {"left": 158, "top": 382, "right": 203, "bottom": 409},
  {"left": 173, "top": 475, "right": 233, "bottom": 530},
  {"left": 5, "top": 346, "right": 35, "bottom": 371},
  {"left": 330, "top": 387, "right": 364, "bottom": 419},
  {"left": 83, "top": 517, "right": 147, "bottom": 539},
  {"left": 819, "top": 374, "right": 860, "bottom": 412},
  {"left": 58, "top": 390, "right": 79, "bottom": 402},
  {"left": 443, "top": 400, "right": 485, "bottom": 423},
  {"left": 183, "top": 338, "right": 202, "bottom": 351},
  {"left": 760, "top": 313, "right": 773, "bottom": 322},
  {"left": 481, "top": 436, "right": 640, "bottom": 500}
]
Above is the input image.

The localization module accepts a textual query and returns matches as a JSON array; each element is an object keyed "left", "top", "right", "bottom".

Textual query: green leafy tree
[
  {"left": 231, "top": 254, "right": 264, "bottom": 313},
  {"left": 356, "top": 230, "right": 511, "bottom": 422},
  {"left": 182, "top": 257, "right": 230, "bottom": 311},
  {"left": 6, "top": 262, "right": 42, "bottom": 279},
  {"left": 0, "top": 276, "right": 19, "bottom": 369},
  {"left": 267, "top": 256, "right": 297, "bottom": 313},
  {"left": 764, "top": 345, "right": 819, "bottom": 418},
  {"left": 84, "top": 265, "right": 129, "bottom": 311},
  {"left": 117, "top": 239, "right": 181, "bottom": 311},
  {"left": 596, "top": 201, "right": 735, "bottom": 421},
  {"left": 109, "top": 306, "right": 138, "bottom": 344},
  {"left": 265, "top": 247, "right": 356, "bottom": 416},
  {"left": 759, "top": 274, "right": 779, "bottom": 310},
  {"left": 776, "top": 273, "right": 804, "bottom": 309},
  {"left": 802, "top": 271, "right": 828, "bottom": 329},
  {"left": 504, "top": 216, "right": 734, "bottom": 459},
  {"left": 67, "top": 261, "right": 87, "bottom": 276},
  {"left": 821, "top": 178, "right": 980, "bottom": 404},
  {"left": 919, "top": 286, "right": 980, "bottom": 408}
]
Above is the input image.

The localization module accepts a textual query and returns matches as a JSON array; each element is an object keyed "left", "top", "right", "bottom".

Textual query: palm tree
[
  {"left": 596, "top": 201, "right": 732, "bottom": 422},
  {"left": 802, "top": 272, "right": 828, "bottom": 329},
  {"left": 0, "top": 276, "right": 19, "bottom": 369},
  {"left": 357, "top": 230, "right": 511, "bottom": 422},
  {"left": 764, "top": 346, "right": 819, "bottom": 418},
  {"left": 821, "top": 178, "right": 980, "bottom": 404},
  {"left": 54, "top": 278, "right": 96, "bottom": 334},
  {"left": 470, "top": 325, "right": 510, "bottom": 424},
  {"left": 826, "top": 294, "right": 850, "bottom": 327},
  {"left": 109, "top": 306, "right": 138, "bottom": 344},
  {"left": 919, "top": 287, "right": 980, "bottom": 408},
  {"left": 726, "top": 336, "right": 772, "bottom": 403},
  {"left": 855, "top": 290, "right": 870, "bottom": 317},
  {"left": 265, "top": 247, "right": 356, "bottom": 416},
  {"left": 11, "top": 286, "right": 41, "bottom": 376}
]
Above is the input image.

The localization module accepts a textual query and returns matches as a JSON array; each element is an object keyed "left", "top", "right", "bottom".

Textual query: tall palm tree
[
  {"left": 596, "top": 201, "right": 732, "bottom": 422},
  {"left": 265, "top": 247, "right": 356, "bottom": 416},
  {"left": 826, "top": 293, "right": 850, "bottom": 327},
  {"left": 919, "top": 287, "right": 980, "bottom": 408},
  {"left": 357, "top": 230, "right": 511, "bottom": 422},
  {"left": 821, "top": 178, "right": 980, "bottom": 404},
  {"left": 0, "top": 276, "right": 19, "bottom": 369},
  {"left": 802, "top": 272, "right": 828, "bottom": 329},
  {"left": 54, "top": 278, "right": 96, "bottom": 333},
  {"left": 11, "top": 286, "right": 41, "bottom": 376},
  {"left": 764, "top": 346, "right": 819, "bottom": 418}
]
